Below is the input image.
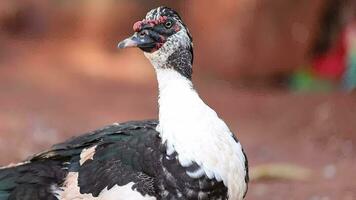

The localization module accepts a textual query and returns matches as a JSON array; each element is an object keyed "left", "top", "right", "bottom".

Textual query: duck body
[
  {"left": 0, "top": 120, "right": 237, "bottom": 200},
  {"left": 0, "top": 6, "right": 248, "bottom": 200}
]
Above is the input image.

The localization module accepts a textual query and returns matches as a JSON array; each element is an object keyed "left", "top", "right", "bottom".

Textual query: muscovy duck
[{"left": 0, "top": 6, "right": 248, "bottom": 200}]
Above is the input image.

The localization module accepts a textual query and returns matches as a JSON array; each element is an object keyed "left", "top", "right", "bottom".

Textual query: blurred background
[{"left": 0, "top": 0, "right": 355, "bottom": 199}]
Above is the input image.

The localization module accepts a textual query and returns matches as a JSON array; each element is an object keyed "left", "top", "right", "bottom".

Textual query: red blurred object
[{"left": 312, "top": 30, "right": 346, "bottom": 80}]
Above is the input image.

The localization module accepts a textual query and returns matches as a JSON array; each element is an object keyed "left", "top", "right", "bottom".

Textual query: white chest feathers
[{"left": 155, "top": 69, "right": 247, "bottom": 200}]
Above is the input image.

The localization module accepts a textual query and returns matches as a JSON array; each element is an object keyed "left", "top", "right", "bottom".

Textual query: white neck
[
  {"left": 156, "top": 68, "right": 193, "bottom": 94},
  {"left": 153, "top": 68, "right": 247, "bottom": 200}
]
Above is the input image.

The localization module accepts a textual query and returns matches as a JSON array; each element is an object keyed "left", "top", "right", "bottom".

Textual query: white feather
[
  {"left": 149, "top": 68, "right": 247, "bottom": 200},
  {"left": 79, "top": 145, "right": 97, "bottom": 166},
  {"left": 186, "top": 167, "right": 205, "bottom": 179},
  {"left": 55, "top": 172, "right": 156, "bottom": 200}
]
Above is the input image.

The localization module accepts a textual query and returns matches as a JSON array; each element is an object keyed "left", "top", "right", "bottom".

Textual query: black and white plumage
[{"left": 0, "top": 6, "right": 248, "bottom": 200}]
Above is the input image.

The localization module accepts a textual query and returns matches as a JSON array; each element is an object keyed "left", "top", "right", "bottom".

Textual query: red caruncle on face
[{"left": 133, "top": 16, "right": 168, "bottom": 32}]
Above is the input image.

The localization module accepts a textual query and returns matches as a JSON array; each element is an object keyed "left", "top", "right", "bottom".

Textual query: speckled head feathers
[
  {"left": 119, "top": 6, "right": 194, "bottom": 79},
  {"left": 144, "top": 6, "right": 193, "bottom": 42},
  {"left": 145, "top": 7, "right": 183, "bottom": 25}
]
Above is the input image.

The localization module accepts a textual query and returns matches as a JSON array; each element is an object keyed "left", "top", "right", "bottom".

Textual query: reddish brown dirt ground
[{"left": 0, "top": 42, "right": 355, "bottom": 200}]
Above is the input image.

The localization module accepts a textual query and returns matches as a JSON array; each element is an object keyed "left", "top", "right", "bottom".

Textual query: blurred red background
[{"left": 0, "top": 0, "right": 355, "bottom": 199}]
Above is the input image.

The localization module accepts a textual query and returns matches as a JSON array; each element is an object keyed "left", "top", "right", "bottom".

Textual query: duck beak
[
  {"left": 118, "top": 34, "right": 139, "bottom": 48},
  {"left": 118, "top": 32, "right": 155, "bottom": 49}
]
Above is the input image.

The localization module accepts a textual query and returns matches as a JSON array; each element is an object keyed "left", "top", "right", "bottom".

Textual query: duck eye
[
  {"left": 139, "top": 31, "right": 146, "bottom": 37},
  {"left": 164, "top": 21, "right": 173, "bottom": 29}
]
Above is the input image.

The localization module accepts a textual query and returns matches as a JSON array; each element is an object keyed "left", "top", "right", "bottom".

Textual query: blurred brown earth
[{"left": 0, "top": 1, "right": 355, "bottom": 200}]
